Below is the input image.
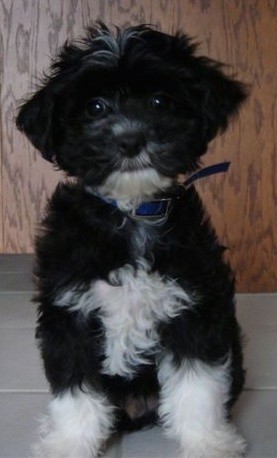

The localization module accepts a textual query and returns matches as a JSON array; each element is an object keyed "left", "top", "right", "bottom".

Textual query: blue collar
[
  {"left": 125, "top": 198, "right": 172, "bottom": 219},
  {"left": 91, "top": 161, "right": 230, "bottom": 219},
  {"left": 90, "top": 194, "right": 172, "bottom": 219},
  {"left": 183, "top": 161, "right": 230, "bottom": 187}
]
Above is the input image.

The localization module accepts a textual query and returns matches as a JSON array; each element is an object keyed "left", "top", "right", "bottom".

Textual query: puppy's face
[{"left": 17, "top": 25, "right": 246, "bottom": 201}]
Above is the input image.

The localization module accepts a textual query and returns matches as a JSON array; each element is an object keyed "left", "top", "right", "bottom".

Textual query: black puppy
[{"left": 17, "top": 24, "right": 247, "bottom": 458}]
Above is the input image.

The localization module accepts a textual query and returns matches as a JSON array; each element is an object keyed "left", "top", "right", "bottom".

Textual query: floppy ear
[
  {"left": 16, "top": 86, "right": 56, "bottom": 162},
  {"left": 156, "top": 31, "right": 248, "bottom": 145},
  {"left": 196, "top": 59, "right": 247, "bottom": 143}
]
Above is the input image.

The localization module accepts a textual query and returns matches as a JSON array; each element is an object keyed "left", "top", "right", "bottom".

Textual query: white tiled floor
[{"left": 0, "top": 254, "right": 276, "bottom": 458}]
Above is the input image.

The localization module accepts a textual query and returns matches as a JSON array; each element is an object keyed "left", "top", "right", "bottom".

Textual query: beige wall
[{"left": 0, "top": 0, "right": 276, "bottom": 292}]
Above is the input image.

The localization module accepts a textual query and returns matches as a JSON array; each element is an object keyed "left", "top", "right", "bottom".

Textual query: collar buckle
[{"left": 130, "top": 198, "right": 172, "bottom": 220}]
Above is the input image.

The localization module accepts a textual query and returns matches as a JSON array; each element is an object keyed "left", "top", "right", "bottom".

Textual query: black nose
[{"left": 119, "top": 134, "right": 146, "bottom": 157}]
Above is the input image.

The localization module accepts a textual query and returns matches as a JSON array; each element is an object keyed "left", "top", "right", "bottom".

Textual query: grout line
[
  {"left": 0, "top": 326, "right": 36, "bottom": 329},
  {"left": 0, "top": 271, "right": 32, "bottom": 275},
  {"left": 244, "top": 387, "right": 277, "bottom": 392},
  {"left": 0, "top": 269, "right": 32, "bottom": 272},
  {"left": 0, "top": 389, "right": 49, "bottom": 394},
  {"left": 0, "top": 290, "right": 34, "bottom": 294},
  {"left": 0, "top": 388, "right": 276, "bottom": 394},
  {"left": 0, "top": 290, "right": 33, "bottom": 294},
  {"left": 0, "top": 266, "right": 33, "bottom": 269}
]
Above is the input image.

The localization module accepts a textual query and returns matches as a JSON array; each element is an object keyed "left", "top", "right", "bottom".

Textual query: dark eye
[
  {"left": 88, "top": 99, "right": 109, "bottom": 117},
  {"left": 149, "top": 95, "right": 169, "bottom": 111}
]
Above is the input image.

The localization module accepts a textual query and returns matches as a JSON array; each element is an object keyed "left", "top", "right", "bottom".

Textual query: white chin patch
[{"left": 98, "top": 168, "right": 173, "bottom": 205}]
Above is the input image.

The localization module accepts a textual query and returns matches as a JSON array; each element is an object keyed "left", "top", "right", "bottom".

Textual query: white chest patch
[{"left": 55, "top": 260, "right": 193, "bottom": 378}]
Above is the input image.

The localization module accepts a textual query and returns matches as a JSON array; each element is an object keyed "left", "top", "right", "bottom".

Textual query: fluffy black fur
[{"left": 17, "top": 23, "right": 247, "bottom": 444}]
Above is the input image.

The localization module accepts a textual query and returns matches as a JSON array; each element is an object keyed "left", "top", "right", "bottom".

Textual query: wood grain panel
[
  {"left": 0, "top": 0, "right": 276, "bottom": 292},
  {"left": 171, "top": 0, "right": 277, "bottom": 293}
]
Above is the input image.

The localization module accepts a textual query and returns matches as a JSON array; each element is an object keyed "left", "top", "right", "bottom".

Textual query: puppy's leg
[
  {"left": 158, "top": 355, "right": 246, "bottom": 458},
  {"left": 32, "top": 387, "right": 114, "bottom": 458}
]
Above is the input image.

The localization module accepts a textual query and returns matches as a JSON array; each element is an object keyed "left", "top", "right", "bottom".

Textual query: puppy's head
[{"left": 17, "top": 23, "right": 247, "bottom": 202}]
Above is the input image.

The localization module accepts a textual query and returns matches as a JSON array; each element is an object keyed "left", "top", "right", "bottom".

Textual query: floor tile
[
  {"left": 234, "top": 390, "right": 277, "bottom": 457},
  {"left": 121, "top": 427, "right": 179, "bottom": 458},
  {"left": 0, "top": 328, "right": 48, "bottom": 391},
  {"left": 0, "top": 392, "right": 121, "bottom": 458},
  {"left": 236, "top": 297, "right": 277, "bottom": 389},
  {"left": 0, "top": 292, "right": 36, "bottom": 327},
  {"left": 0, "top": 254, "right": 33, "bottom": 272},
  {"left": 0, "top": 392, "right": 50, "bottom": 458},
  {"left": 237, "top": 293, "right": 277, "bottom": 308},
  {"left": 0, "top": 272, "right": 34, "bottom": 292}
]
